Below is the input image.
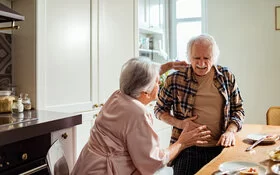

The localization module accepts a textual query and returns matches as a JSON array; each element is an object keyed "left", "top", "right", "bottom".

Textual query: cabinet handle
[
  {"left": 22, "top": 153, "right": 28, "bottom": 160},
  {"left": 92, "top": 104, "right": 99, "bottom": 108},
  {"left": 61, "top": 133, "right": 68, "bottom": 139},
  {"left": 93, "top": 103, "right": 105, "bottom": 109}
]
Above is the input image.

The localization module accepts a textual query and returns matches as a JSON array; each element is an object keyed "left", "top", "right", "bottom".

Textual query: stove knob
[{"left": 22, "top": 153, "right": 28, "bottom": 160}]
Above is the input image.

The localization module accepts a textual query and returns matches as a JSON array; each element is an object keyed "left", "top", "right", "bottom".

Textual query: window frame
[{"left": 169, "top": 0, "right": 207, "bottom": 60}]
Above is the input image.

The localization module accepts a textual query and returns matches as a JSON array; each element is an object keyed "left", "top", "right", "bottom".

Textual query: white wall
[{"left": 207, "top": 0, "right": 280, "bottom": 124}]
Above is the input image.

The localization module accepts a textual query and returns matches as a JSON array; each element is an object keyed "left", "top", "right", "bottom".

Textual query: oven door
[
  {"left": 2, "top": 157, "right": 49, "bottom": 175},
  {"left": 0, "top": 134, "right": 51, "bottom": 175}
]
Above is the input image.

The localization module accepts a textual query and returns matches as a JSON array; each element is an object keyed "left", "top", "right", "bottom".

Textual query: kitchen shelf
[
  {"left": 139, "top": 48, "right": 161, "bottom": 54},
  {"left": 139, "top": 27, "right": 163, "bottom": 35}
]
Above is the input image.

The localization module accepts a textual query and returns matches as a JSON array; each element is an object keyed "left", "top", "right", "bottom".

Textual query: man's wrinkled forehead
[
  {"left": 192, "top": 39, "right": 212, "bottom": 53},
  {"left": 193, "top": 38, "right": 212, "bottom": 49}
]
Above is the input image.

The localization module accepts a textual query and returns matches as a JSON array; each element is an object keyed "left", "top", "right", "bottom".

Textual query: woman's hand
[
  {"left": 172, "top": 61, "right": 188, "bottom": 71},
  {"left": 179, "top": 115, "right": 202, "bottom": 131},
  {"left": 160, "top": 61, "right": 188, "bottom": 75},
  {"left": 216, "top": 131, "right": 236, "bottom": 147},
  {"left": 178, "top": 124, "right": 211, "bottom": 148}
]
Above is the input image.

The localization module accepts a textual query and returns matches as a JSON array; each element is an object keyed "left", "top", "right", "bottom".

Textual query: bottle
[
  {"left": 11, "top": 100, "right": 18, "bottom": 113},
  {"left": 17, "top": 98, "right": 24, "bottom": 113},
  {"left": 22, "top": 94, "right": 31, "bottom": 110}
]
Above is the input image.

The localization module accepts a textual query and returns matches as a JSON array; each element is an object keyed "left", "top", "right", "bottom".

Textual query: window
[{"left": 170, "top": 0, "right": 206, "bottom": 61}]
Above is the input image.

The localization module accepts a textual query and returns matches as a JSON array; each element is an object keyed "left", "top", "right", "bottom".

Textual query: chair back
[
  {"left": 46, "top": 139, "right": 69, "bottom": 175},
  {"left": 266, "top": 106, "right": 280, "bottom": 125}
]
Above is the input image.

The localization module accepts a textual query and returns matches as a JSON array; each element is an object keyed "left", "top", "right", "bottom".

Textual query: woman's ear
[
  {"left": 138, "top": 91, "right": 151, "bottom": 105},
  {"left": 145, "top": 91, "right": 151, "bottom": 98}
]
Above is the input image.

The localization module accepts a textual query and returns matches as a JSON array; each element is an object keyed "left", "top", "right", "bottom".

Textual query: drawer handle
[
  {"left": 61, "top": 133, "right": 68, "bottom": 139},
  {"left": 22, "top": 153, "right": 28, "bottom": 160}
]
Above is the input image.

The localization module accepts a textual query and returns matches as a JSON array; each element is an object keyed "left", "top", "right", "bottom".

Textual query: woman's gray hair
[
  {"left": 186, "top": 34, "right": 220, "bottom": 65},
  {"left": 120, "top": 57, "right": 160, "bottom": 98}
]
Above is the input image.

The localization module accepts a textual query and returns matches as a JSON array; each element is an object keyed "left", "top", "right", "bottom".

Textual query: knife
[{"left": 245, "top": 135, "right": 267, "bottom": 151}]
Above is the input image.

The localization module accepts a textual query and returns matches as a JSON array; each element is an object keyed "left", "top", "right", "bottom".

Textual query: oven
[{"left": 0, "top": 133, "right": 51, "bottom": 175}]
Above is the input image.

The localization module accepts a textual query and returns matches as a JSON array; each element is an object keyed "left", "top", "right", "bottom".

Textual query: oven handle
[{"left": 18, "top": 163, "right": 48, "bottom": 175}]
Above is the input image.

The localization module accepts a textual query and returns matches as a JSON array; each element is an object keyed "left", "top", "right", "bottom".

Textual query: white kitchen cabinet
[
  {"left": 13, "top": 0, "right": 92, "bottom": 112},
  {"left": 149, "top": 0, "right": 162, "bottom": 30},
  {"left": 138, "top": 0, "right": 165, "bottom": 31},
  {"left": 51, "top": 127, "right": 75, "bottom": 172},
  {"left": 97, "top": 0, "right": 136, "bottom": 105},
  {"left": 13, "top": 0, "right": 137, "bottom": 113},
  {"left": 138, "top": 0, "right": 149, "bottom": 29},
  {"left": 12, "top": 0, "right": 137, "bottom": 169},
  {"left": 138, "top": 0, "right": 169, "bottom": 62},
  {"left": 74, "top": 110, "right": 98, "bottom": 160}
]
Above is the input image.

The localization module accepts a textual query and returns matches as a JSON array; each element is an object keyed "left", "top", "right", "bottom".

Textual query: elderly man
[{"left": 154, "top": 34, "right": 245, "bottom": 175}]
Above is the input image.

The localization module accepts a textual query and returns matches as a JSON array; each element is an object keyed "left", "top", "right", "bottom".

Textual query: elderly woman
[{"left": 71, "top": 57, "right": 211, "bottom": 175}]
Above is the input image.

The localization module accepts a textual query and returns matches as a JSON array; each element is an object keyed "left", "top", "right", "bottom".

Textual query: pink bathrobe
[{"left": 71, "top": 90, "right": 169, "bottom": 175}]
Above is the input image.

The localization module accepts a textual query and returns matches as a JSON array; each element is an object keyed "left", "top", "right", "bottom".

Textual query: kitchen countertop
[{"left": 0, "top": 110, "right": 82, "bottom": 146}]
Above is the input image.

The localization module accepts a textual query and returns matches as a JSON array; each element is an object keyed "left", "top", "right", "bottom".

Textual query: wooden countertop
[
  {"left": 0, "top": 110, "right": 82, "bottom": 146},
  {"left": 196, "top": 124, "right": 280, "bottom": 175}
]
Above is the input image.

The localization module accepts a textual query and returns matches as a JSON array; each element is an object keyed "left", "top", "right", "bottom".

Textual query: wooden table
[{"left": 196, "top": 124, "right": 280, "bottom": 175}]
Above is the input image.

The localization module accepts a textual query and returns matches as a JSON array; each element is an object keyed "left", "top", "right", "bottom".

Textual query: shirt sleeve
[
  {"left": 229, "top": 73, "right": 245, "bottom": 131},
  {"left": 126, "top": 113, "right": 169, "bottom": 174}
]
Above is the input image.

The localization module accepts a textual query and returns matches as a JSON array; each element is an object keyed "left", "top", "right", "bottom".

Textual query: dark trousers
[{"left": 172, "top": 146, "right": 223, "bottom": 175}]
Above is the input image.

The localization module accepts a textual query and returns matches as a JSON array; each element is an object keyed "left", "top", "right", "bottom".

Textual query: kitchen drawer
[{"left": 51, "top": 127, "right": 74, "bottom": 171}]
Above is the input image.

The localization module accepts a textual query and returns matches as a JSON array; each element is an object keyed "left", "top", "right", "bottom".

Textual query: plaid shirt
[{"left": 154, "top": 65, "right": 245, "bottom": 144}]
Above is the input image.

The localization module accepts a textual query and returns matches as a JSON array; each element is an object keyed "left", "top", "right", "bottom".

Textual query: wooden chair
[
  {"left": 266, "top": 106, "right": 280, "bottom": 125},
  {"left": 46, "top": 139, "right": 69, "bottom": 175}
]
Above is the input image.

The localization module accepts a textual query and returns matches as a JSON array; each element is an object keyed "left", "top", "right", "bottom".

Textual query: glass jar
[
  {"left": 22, "top": 94, "right": 31, "bottom": 110},
  {"left": 11, "top": 100, "right": 18, "bottom": 113},
  {"left": 17, "top": 98, "right": 24, "bottom": 113}
]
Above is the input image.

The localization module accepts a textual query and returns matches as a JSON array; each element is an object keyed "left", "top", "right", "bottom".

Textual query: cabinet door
[
  {"left": 98, "top": 0, "right": 136, "bottom": 103},
  {"left": 149, "top": 0, "right": 160, "bottom": 30},
  {"left": 51, "top": 127, "right": 75, "bottom": 172},
  {"left": 74, "top": 110, "right": 97, "bottom": 161},
  {"left": 36, "top": 0, "right": 92, "bottom": 112},
  {"left": 138, "top": 0, "right": 149, "bottom": 28}
]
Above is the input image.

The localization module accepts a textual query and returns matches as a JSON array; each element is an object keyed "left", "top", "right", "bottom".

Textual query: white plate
[
  {"left": 247, "top": 133, "right": 268, "bottom": 141},
  {"left": 271, "top": 163, "right": 280, "bottom": 174},
  {"left": 219, "top": 161, "right": 266, "bottom": 174},
  {"left": 247, "top": 133, "right": 279, "bottom": 144}
]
